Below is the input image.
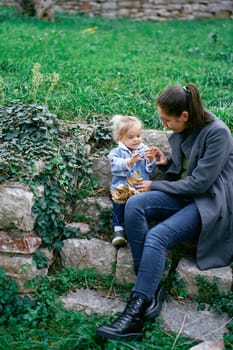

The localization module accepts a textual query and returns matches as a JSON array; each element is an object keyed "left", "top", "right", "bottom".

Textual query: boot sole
[{"left": 96, "top": 328, "right": 142, "bottom": 341}]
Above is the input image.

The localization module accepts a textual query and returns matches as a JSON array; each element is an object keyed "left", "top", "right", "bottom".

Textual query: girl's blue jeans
[
  {"left": 112, "top": 201, "right": 125, "bottom": 228},
  {"left": 124, "top": 191, "right": 201, "bottom": 301}
]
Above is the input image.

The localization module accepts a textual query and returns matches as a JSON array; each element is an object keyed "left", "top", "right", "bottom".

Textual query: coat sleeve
[
  {"left": 108, "top": 149, "right": 130, "bottom": 175},
  {"left": 150, "top": 125, "right": 232, "bottom": 196}
]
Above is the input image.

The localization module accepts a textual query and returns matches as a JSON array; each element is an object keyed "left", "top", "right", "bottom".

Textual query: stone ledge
[
  {"left": 61, "top": 288, "right": 125, "bottom": 316},
  {"left": 162, "top": 299, "right": 230, "bottom": 342},
  {"left": 176, "top": 257, "right": 232, "bottom": 296},
  {"left": 0, "top": 248, "right": 53, "bottom": 293},
  {"left": 60, "top": 238, "right": 232, "bottom": 298}
]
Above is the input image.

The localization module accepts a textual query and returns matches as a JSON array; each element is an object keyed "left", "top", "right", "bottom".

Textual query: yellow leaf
[{"left": 82, "top": 27, "right": 97, "bottom": 34}]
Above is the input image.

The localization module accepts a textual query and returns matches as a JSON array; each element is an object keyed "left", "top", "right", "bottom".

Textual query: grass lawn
[{"left": 0, "top": 6, "right": 232, "bottom": 130}]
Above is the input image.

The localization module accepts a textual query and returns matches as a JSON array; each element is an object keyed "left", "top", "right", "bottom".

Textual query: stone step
[
  {"left": 60, "top": 236, "right": 232, "bottom": 298},
  {"left": 61, "top": 287, "right": 229, "bottom": 346}
]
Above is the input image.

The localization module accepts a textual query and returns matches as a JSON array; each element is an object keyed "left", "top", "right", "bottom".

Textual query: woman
[{"left": 96, "top": 83, "right": 233, "bottom": 341}]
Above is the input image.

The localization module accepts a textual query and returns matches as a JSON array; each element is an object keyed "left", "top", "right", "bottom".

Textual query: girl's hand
[
  {"left": 127, "top": 151, "right": 143, "bottom": 167},
  {"left": 135, "top": 180, "right": 152, "bottom": 192}
]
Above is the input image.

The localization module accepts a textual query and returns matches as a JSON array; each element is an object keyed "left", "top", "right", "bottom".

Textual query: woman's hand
[
  {"left": 147, "top": 147, "right": 168, "bottom": 166},
  {"left": 135, "top": 180, "right": 152, "bottom": 192},
  {"left": 144, "top": 147, "right": 157, "bottom": 163}
]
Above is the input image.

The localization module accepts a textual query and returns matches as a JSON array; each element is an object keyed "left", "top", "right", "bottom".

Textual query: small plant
[
  {"left": 45, "top": 72, "right": 60, "bottom": 105},
  {"left": 89, "top": 207, "right": 112, "bottom": 240},
  {"left": 195, "top": 276, "right": 233, "bottom": 317},
  {"left": 88, "top": 118, "right": 113, "bottom": 151},
  {"left": 0, "top": 75, "right": 4, "bottom": 104},
  {"left": 194, "top": 275, "right": 233, "bottom": 350},
  {"left": 195, "top": 275, "right": 221, "bottom": 306},
  {"left": 33, "top": 250, "right": 49, "bottom": 269},
  {"left": 0, "top": 269, "right": 31, "bottom": 327},
  {"left": 0, "top": 269, "right": 19, "bottom": 326},
  {"left": 165, "top": 272, "right": 188, "bottom": 299},
  {"left": 31, "top": 63, "right": 44, "bottom": 103},
  {"left": 30, "top": 63, "right": 60, "bottom": 106}
]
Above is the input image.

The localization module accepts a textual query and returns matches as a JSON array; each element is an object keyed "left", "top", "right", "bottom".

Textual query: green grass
[
  {"left": 0, "top": 267, "right": 199, "bottom": 350},
  {"left": 0, "top": 7, "right": 232, "bottom": 129},
  {"left": 0, "top": 265, "right": 232, "bottom": 349},
  {"left": 0, "top": 313, "right": 197, "bottom": 350}
]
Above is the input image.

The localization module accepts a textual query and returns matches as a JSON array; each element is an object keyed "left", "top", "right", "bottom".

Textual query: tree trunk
[
  {"left": 34, "top": 0, "right": 55, "bottom": 21},
  {"left": 15, "top": 0, "right": 36, "bottom": 16},
  {"left": 14, "top": 0, "right": 55, "bottom": 21}
]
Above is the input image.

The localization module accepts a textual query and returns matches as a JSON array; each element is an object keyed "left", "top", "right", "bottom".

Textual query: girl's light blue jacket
[{"left": 108, "top": 142, "right": 156, "bottom": 191}]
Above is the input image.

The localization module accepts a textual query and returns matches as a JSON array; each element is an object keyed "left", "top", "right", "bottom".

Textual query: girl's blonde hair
[{"left": 111, "top": 115, "right": 142, "bottom": 142}]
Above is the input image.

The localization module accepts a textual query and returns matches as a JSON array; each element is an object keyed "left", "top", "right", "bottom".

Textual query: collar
[{"left": 118, "top": 142, "right": 145, "bottom": 152}]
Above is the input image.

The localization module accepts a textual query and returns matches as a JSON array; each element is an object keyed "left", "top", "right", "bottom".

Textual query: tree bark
[
  {"left": 15, "top": 0, "right": 36, "bottom": 16},
  {"left": 14, "top": 0, "right": 55, "bottom": 21}
]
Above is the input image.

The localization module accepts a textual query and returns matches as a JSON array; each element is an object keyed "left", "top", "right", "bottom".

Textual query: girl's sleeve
[
  {"left": 145, "top": 159, "right": 157, "bottom": 173},
  {"left": 108, "top": 149, "right": 130, "bottom": 174}
]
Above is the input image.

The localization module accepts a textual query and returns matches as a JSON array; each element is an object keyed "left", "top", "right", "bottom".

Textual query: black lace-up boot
[
  {"left": 96, "top": 293, "right": 149, "bottom": 341},
  {"left": 144, "top": 285, "right": 165, "bottom": 320}
]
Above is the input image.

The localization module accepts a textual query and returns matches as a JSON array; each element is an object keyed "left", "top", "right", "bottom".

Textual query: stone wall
[{"left": 1, "top": 0, "right": 233, "bottom": 20}]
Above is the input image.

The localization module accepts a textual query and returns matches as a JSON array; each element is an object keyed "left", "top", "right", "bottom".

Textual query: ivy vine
[{"left": 0, "top": 104, "right": 94, "bottom": 251}]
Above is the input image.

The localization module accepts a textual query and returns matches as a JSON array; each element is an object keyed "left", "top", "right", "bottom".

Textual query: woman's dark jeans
[{"left": 125, "top": 191, "right": 201, "bottom": 301}]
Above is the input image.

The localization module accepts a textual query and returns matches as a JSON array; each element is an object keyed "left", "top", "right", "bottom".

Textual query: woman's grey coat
[{"left": 150, "top": 114, "right": 233, "bottom": 270}]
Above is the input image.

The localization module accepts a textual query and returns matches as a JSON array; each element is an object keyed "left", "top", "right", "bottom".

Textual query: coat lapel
[{"left": 168, "top": 129, "right": 201, "bottom": 174}]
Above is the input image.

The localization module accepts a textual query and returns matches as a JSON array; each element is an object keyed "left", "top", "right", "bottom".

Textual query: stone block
[
  {"left": 60, "top": 238, "right": 117, "bottom": 275},
  {"left": 115, "top": 246, "right": 136, "bottom": 284},
  {"left": 91, "top": 156, "right": 111, "bottom": 188},
  {"left": 0, "top": 231, "right": 41, "bottom": 254},
  {"left": 0, "top": 183, "right": 36, "bottom": 231},
  {"left": 102, "top": 2, "right": 117, "bottom": 10},
  {"left": 74, "top": 196, "right": 112, "bottom": 221},
  {"left": 61, "top": 288, "right": 125, "bottom": 316},
  {"left": 0, "top": 248, "right": 53, "bottom": 293},
  {"left": 65, "top": 222, "right": 90, "bottom": 235},
  {"left": 189, "top": 340, "right": 225, "bottom": 350},
  {"left": 162, "top": 299, "right": 229, "bottom": 342},
  {"left": 176, "top": 257, "right": 232, "bottom": 296}
]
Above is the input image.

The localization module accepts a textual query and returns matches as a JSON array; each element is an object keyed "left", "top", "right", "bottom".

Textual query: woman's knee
[
  {"left": 145, "top": 231, "right": 160, "bottom": 248},
  {"left": 125, "top": 193, "right": 147, "bottom": 211},
  {"left": 125, "top": 196, "right": 139, "bottom": 215},
  {"left": 145, "top": 224, "right": 170, "bottom": 249}
]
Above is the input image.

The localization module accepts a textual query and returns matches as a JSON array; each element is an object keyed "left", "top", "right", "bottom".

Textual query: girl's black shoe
[{"left": 112, "top": 230, "right": 127, "bottom": 248}]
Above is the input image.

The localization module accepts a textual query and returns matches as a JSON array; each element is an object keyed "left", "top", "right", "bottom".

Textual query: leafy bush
[
  {"left": 195, "top": 275, "right": 233, "bottom": 319},
  {"left": 0, "top": 269, "right": 31, "bottom": 327},
  {"left": 0, "top": 269, "right": 19, "bottom": 326},
  {"left": 0, "top": 104, "right": 60, "bottom": 183}
]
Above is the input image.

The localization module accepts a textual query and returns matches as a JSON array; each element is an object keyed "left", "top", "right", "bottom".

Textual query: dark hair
[{"left": 157, "top": 83, "right": 213, "bottom": 130}]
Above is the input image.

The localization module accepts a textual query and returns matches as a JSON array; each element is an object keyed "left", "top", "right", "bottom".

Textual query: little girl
[{"left": 108, "top": 115, "right": 157, "bottom": 247}]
